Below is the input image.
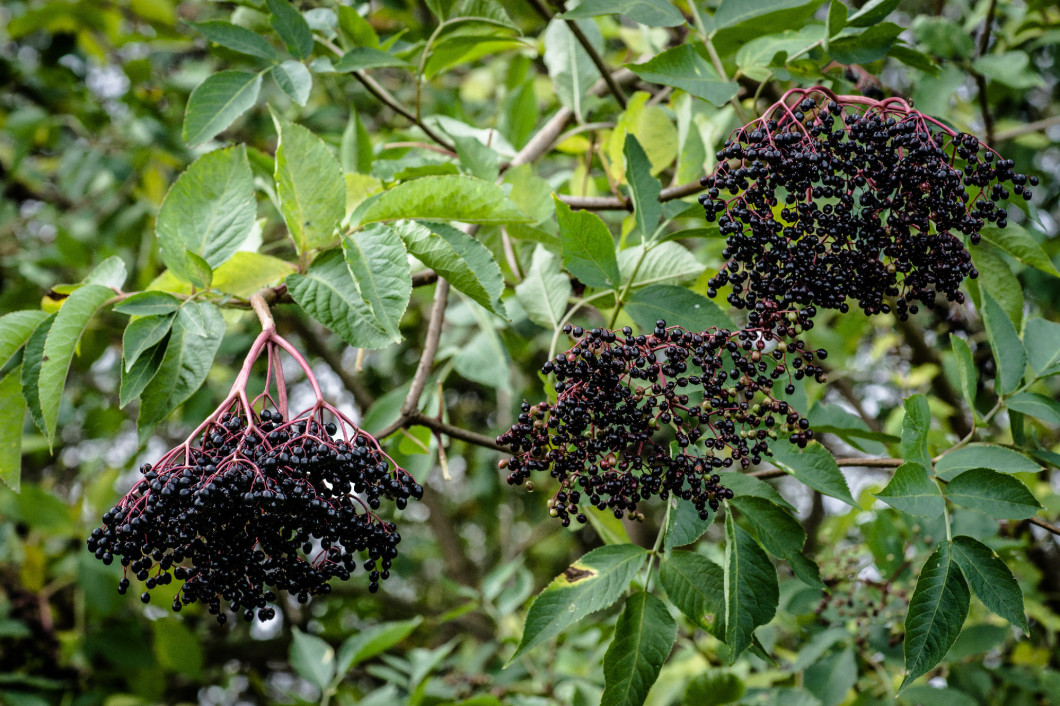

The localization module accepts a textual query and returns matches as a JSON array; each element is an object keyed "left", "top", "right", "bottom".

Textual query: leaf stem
[{"left": 607, "top": 243, "right": 650, "bottom": 328}]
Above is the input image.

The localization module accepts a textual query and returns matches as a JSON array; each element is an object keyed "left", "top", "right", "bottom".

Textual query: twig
[
  {"left": 751, "top": 456, "right": 902, "bottom": 480},
  {"left": 383, "top": 141, "right": 457, "bottom": 157},
  {"left": 557, "top": 179, "right": 706, "bottom": 211},
  {"left": 1029, "top": 516, "right": 1060, "bottom": 538},
  {"left": 410, "top": 412, "right": 508, "bottom": 453},
  {"left": 994, "top": 114, "right": 1060, "bottom": 141}
]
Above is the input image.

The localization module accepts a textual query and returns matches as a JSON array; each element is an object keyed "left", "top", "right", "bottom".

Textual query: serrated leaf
[
  {"left": 334, "top": 47, "right": 410, "bottom": 72},
  {"left": 357, "top": 175, "right": 530, "bottom": 226},
  {"left": 341, "top": 110, "right": 373, "bottom": 174},
  {"left": 553, "top": 197, "right": 621, "bottom": 290},
  {"left": 664, "top": 499, "right": 714, "bottom": 551},
  {"left": 847, "top": 0, "right": 899, "bottom": 26},
  {"left": 660, "top": 550, "right": 726, "bottom": 638},
  {"left": 1005, "top": 392, "right": 1060, "bottom": 425},
  {"left": 38, "top": 284, "right": 114, "bottom": 445},
  {"left": 273, "top": 115, "right": 345, "bottom": 255},
  {"left": 934, "top": 443, "right": 1040, "bottom": 481},
  {"left": 183, "top": 250, "right": 213, "bottom": 290},
  {"left": 213, "top": 252, "right": 297, "bottom": 298},
  {"left": 828, "top": 23, "right": 902, "bottom": 64},
  {"left": 617, "top": 242, "right": 704, "bottom": 287},
  {"left": 421, "top": 222, "right": 506, "bottom": 316},
  {"left": 713, "top": 0, "right": 821, "bottom": 30},
  {"left": 82, "top": 256, "right": 128, "bottom": 289},
  {"left": 950, "top": 334, "right": 977, "bottom": 410},
  {"left": 335, "top": 618, "right": 422, "bottom": 676},
  {"left": 1024, "top": 318, "right": 1060, "bottom": 378},
  {"left": 20, "top": 315, "right": 55, "bottom": 438},
  {"left": 515, "top": 246, "right": 570, "bottom": 329},
  {"left": 336, "top": 6, "right": 379, "bottom": 48},
  {"left": 731, "top": 495, "right": 806, "bottom": 560},
  {"left": 508, "top": 544, "right": 648, "bottom": 663},
  {"left": 980, "top": 225, "right": 1059, "bottom": 277},
  {"left": 722, "top": 472, "right": 795, "bottom": 511},
  {"left": 725, "top": 513, "right": 778, "bottom": 662},
  {"left": 972, "top": 245, "right": 1022, "bottom": 328},
  {"left": 287, "top": 249, "right": 396, "bottom": 349},
  {"left": 949, "top": 536, "right": 1028, "bottom": 634},
  {"left": 182, "top": 71, "right": 262, "bottom": 145},
  {"left": 623, "top": 135, "right": 662, "bottom": 238},
  {"left": 0, "top": 369, "right": 26, "bottom": 492},
  {"left": 121, "top": 339, "right": 168, "bottom": 408},
  {"left": 625, "top": 284, "right": 733, "bottom": 332},
  {"left": 188, "top": 20, "right": 277, "bottom": 61},
  {"left": 341, "top": 224, "right": 412, "bottom": 343},
  {"left": 0, "top": 311, "right": 49, "bottom": 371},
  {"left": 123, "top": 313, "right": 176, "bottom": 373},
  {"left": 770, "top": 441, "right": 856, "bottom": 507},
  {"left": 627, "top": 45, "right": 738, "bottom": 107},
  {"left": 874, "top": 462, "right": 944, "bottom": 518},
  {"left": 559, "top": 0, "right": 685, "bottom": 27},
  {"left": 266, "top": 0, "right": 314, "bottom": 59},
  {"left": 137, "top": 302, "right": 225, "bottom": 441},
  {"left": 601, "top": 592, "right": 676, "bottom": 706},
  {"left": 902, "top": 543, "right": 969, "bottom": 689},
  {"left": 945, "top": 468, "right": 1041, "bottom": 519},
  {"left": 157, "top": 145, "right": 256, "bottom": 281},
  {"left": 825, "top": 0, "right": 847, "bottom": 40},
  {"left": 114, "top": 292, "right": 182, "bottom": 317},
  {"left": 982, "top": 290, "right": 1026, "bottom": 395},
  {"left": 289, "top": 628, "right": 336, "bottom": 690},
  {"left": 900, "top": 394, "right": 932, "bottom": 469},
  {"left": 272, "top": 60, "right": 312, "bottom": 106},
  {"left": 543, "top": 18, "right": 601, "bottom": 121}
]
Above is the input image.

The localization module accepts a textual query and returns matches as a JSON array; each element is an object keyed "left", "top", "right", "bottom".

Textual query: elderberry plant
[
  {"left": 701, "top": 87, "right": 1038, "bottom": 328},
  {"left": 88, "top": 325, "right": 421, "bottom": 623}
]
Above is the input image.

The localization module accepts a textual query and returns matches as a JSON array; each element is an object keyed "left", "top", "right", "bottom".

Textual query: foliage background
[{"left": 1, "top": 0, "right": 1060, "bottom": 704}]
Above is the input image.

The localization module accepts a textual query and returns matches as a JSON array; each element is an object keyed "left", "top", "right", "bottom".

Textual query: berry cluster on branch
[{"left": 88, "top": 328, "right": 420, "bottom": 623}]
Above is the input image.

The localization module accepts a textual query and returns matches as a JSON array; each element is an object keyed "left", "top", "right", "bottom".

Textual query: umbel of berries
[
  {"left": 700, "top": 86, "right": 1037, "bottom": 330},
  {"left": 88, "top": 308, "right": 422, "bottom": 623},
  {"left": 497, "top": 320, "right": 815, "bottom": 527}
]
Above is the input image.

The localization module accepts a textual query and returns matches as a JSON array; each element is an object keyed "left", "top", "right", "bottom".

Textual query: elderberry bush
[
  {"left": 498, "top": 321, "right": 820, "bottom": 526},
  {"left": 700, "top": 87, "right": 1037, "bottom": 327},
  {"left": 88, "top": 331, "right": 421, "bottom": 623}
]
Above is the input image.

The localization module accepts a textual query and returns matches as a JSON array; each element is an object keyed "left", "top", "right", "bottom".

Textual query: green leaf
[
  {"left": 336, "top": 6, "right": 379, "bottom": 48},
  {"left": 553, "top": 197, "right": 621, "bottom": 290},
  {"left": 156, "top": 145, "right": 256, "bottom": 281},
  {"left": 659, "top": 551, "right": 725, "bottom": 637},
  {"left": 341, "top": 110, "right": 373, "bottom": 174},
  {"left": 825, "top": 0, "right": 847, "bottom": 40},
  {"left": 730, "top": 495, "right": 806, "bottom": 560},
  {"left": 114, "top": 292, "right": 181, "bottom": 317},
  {"left": 770, "top": 441, "right": 856, "bottom": 507},
  {"left": 0, "top": 311, "right": 49, "bottom": 371},
  {"left": 152, "top": 619, "right": 203, "bottom": 679},
  {"left": 266, "top": 0, "right": 314, "bottom": 59},
  {"left": 122, "top": 313, "right": 176, "bottom": 372},
  {"left": 735, "top": 26, "right": 825, "bottom": 82},
  {"left": 137, "top": 302, "right": 226, "bottom": 441},
  {"left": 664, "top": 499, "right": 714, "bottom": 551},
  {"left": 508, "top": 544, "right": 648, "bottom": 663},
  {"left": 625, "top": 284, "right": 733, "bottom": 332},
  {"left": 183, "top": 250, "right": 213, "bottom": 290},
  {"left": 358, "top": 175, "right": 530, "bottom": 226},
  {"left": 121, "top": 339, "right": 168, "bottom": 408},
  {"left": 713, "top": 0, "right": 820, "bottom": 29},
  {"left": 273, "top": 114, "right": 345, "bottom": 255},
  {"left": 902, "top": 543, "right": 969, "bottom": 689},
  {"left": 0, "top": 369, "right": 26, "bottom": 492},
  {"left": 287, "top": 249, "right": 397, "bottom": 349},
  {"left": 900, "top": 394, "right": 932, "bottom": 469},
  {"left": 935, "top": 443, "right": 1040, "bottom": 481},
  {"left": 828, "top": 23, "right": 902, "bottom": 64},
  {"left": 972, "top": 245, "right": 1022, "bottom": 328},
  {"left": 623, "top": 135, "right": 662, "bottom": 239},
  {"left": 585, "top": 506, "right": 633, "bottom": 546},
  {"left": 972, "top": 52, "right": 1045, "bottom": 90},
  {"left": 683, "top": 671, "right": 746, "bottom": 706},
  {"left": 394, "top": 221, "right": 504, "bottom": 316},
  {"left": 1024, "top": 318, "right": 1060, "bottom": 378},
  {"left": 724, "top": 513, "right": 778, "bottom": 662},
  {"left": 873, "top": 462, "right": 943, "bottom": 518},
  {"left": 1005, "top": 392, "right": 1060, "bottom": 425},
  {"left": 271, "top": 60, "right": 312, "bottom": 106},
  {"left": 722, "top": 472, "right": 796, "bottom": 511},
  {"left": 289, "top": 628, "right": 336, "bottom": 690},
  {"left": 182, "top": 71, "right": 262, "bottom": 145},
  {"left": 341, "top": 224, "right": 412, "bottom": 343},
  {"left": 187, "top": 20, "right": 277, "bottom": 61},
  {"left": 980, "top": 225, "right": 1059, "bottom": 277},
  {"left": 542, "top": 18, "right": 601, "bottom": 121},
  {"left": 982, "top": 290, "right": 1026, "bottom": 395},
  {"left": 626, "top": 45, "right": 738, "bottom": 107},
  {"left": 804, "top": 648, "right": 856, "bottom": 706},
  {"left": 559, "top": 0, "right": 685, "bottom": 27},
  {"left": 83, "top": 256, "right": 128, "bottom": 289},
  {"left": 515, "top": 246, "right": 570, "bottom": 330},
  {"left": 601, "top": 592, "right": 677, "bottom": 706},
  {"left": 950, "top": 536, "right": 1028, "bottom": 633},
  {"left": 38, "top": 284, "right": 114, "bottom": 445},
  {"left": 617, "top": 242, "right": 704, "bottom": 287},
  {"left": 21, "top": 315, "right": 55, "bottom": 437},
  {"left": 453, "top": 135, "right": 500, "bottom": 182},
  {"left": 944, "top": 468, "right": 1041, "bottom": 519},
  {"left": 335, "top": 618, "right": 422, "bottom": 676},
  {"left": 949, "top": 334, "right": 977, "bottom": 410},
  {"left": 334, "top": 47, "right": 411, "bottom": 72},
  {"left": 212, "top": 252, "right": 297, "bottom": 298},
  {"left": 847, "top": 0, "right": 900, "bottom": 26}
]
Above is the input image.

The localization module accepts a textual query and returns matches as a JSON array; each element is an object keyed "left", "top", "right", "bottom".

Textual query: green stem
[
  {"left": 701, "top": 36, "right": 749, "bottom": 124},
  {"left": 607, "top": 243, "right": 650, "bottom": 329},
  {"left": 643, "top": 499, "right": 673, "bottom": 593}
]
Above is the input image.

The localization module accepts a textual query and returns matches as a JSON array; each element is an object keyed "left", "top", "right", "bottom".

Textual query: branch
[
  {"left": 557, "top": 179, "right": 706, "bottom": 211},
  {"left": 1029, "top": 516, "right": 1060, "bottom": 538},
  {"left": 750, "top": 455, "right": 902, "bottom": 480},
  {"left": 408, "top": 412, "right": 508, "bottom": 453},
  {"left": 994, "top": 114, "right": 1060, "bottom": 141}
]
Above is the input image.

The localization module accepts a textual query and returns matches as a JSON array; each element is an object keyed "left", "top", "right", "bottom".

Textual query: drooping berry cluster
[
  {"left": 88, "top": 329, "right": 420, "bottom": 623},
  {"left": 498, "top": 321, "right": 819, "bottom": 526},
  {"left": 700, "top": 87, "right": 1037, "bottom": 326}
]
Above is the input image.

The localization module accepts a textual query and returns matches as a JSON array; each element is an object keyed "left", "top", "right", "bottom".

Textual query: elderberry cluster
[
  {"left": 498, "top": 321, "right": 819, "bottom": 525},
  {"left": 88, "top": 408, "right": 421, "bottom": 623},
  {"left": 700, "top": 89, "right": 1037, "bottom": 326}
]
